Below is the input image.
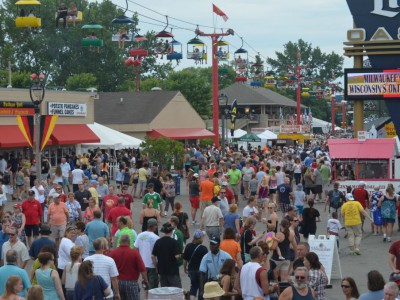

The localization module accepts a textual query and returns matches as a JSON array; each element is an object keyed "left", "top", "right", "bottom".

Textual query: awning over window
[
  {"left": 0, "top": 124, "right": 99, "bottom": 148},
  {"left": 147, "top": 128, "right": 215, "bottom": 140},
  {"left": 51, "top": 124, "right": 100, "bottom": 145},
  {"left": 328, "top": 138, "right": 396, "bottom": 159}
]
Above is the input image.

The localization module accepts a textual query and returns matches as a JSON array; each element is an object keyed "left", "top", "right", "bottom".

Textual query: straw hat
[{"left": 203, "top": 282, "right": 224, "bottom": 299}]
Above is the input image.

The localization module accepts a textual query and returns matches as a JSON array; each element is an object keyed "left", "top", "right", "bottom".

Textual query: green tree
[
  {"left": 65, "top": 73, "right": 97, "bottom": 91},
  {"left": 140, "top": 136, "right": 185, "bottom": 171}
]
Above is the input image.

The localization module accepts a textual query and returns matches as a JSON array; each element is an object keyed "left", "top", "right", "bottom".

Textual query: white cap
[{"left": 345, "top": 193, "right": 354, "bottom": 200}]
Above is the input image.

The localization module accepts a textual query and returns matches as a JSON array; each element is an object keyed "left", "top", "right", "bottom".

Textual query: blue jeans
[
  {"left": 188, "top": 270, "right": 201, "bottom": 297},
  {"left": 66, "top": 289, "right": 74, "bottom": 300}
]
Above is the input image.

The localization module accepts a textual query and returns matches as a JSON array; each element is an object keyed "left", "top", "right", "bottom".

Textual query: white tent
[
  {"left": 257, "top": 129, "right": 277, "bottom": 140},
  {"left": 312, "top": 117, "right": 341, "bottom": 133},
  {"left": 82, "top": 123, "right": 143, "bottom": 150},
  {"left": 219, "top": 128, "right": 247, "bottom": 139}
]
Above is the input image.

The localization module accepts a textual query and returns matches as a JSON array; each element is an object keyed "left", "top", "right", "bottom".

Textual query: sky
[{"left": 114, "top": 0, "right": 355, "bottom": 72}]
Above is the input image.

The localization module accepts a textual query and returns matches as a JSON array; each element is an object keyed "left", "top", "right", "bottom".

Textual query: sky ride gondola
[
  {"left": 234, "top": 39, "right": 248, "bottom": 83},
  {"left": 55, "top": 1, "right": 82, "bottom": 28},
  {"left": 111, "top": 0, "right": 134, "bottom": 48},
  {"left": 187, "top": 37, "right": 207, "bottom": 65},
  {"left": 214, "top": 40, "right": 229, "bottom": 61},
  {"left": 167, "top": 39, "right": 183, "bottom": 64},
  {"left": 81, "top": 23, "right": 104, "bottom": 49},
  {"left": 16, "top": 0, "right": 41, "bottom": 28}
]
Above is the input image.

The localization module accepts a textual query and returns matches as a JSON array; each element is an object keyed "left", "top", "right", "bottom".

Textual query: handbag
[{"left": 242, "top": 230, "right": 251, "bottom": 263}]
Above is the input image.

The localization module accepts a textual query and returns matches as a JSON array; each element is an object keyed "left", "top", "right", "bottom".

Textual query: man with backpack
[{"left": 324, "top": 182, "right": 345, "bottom": 215}]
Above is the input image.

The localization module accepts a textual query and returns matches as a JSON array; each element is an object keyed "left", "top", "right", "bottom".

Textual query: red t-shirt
[
  {"left": 389, "top": 240, "right": 400, "bottom": 270},
  {"left": 117, "top": 193, "right": 134, "bottom": 210},
  {"left": 225, "top": 188, "right": 235, "bottom": 204},
  {"left": 107, "top": 206, "right": 131, "bottom": 235},
  {"left": 22, "top": 199, "right": 43, "bottom": 225},
  {"left": 103, "top": 195, "right": 118, "bottom": 219},
  {"left": 109, "top": 245, "right": 146, "bottom": 280},
  {"left": 353, "top": 188, "right": 369, "bottom": 209},
  {"left": 60, "top": 194, "right": 68, "bottom": 203}
]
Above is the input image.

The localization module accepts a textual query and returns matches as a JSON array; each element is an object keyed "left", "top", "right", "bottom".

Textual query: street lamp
[
  {"left": 218, "top": 93, "right": 229, "bottom": 157},
  {"left": 29, "top": 73, "right": 45, "bottom": 181}
]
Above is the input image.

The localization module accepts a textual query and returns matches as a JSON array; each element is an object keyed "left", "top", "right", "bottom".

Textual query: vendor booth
[{"left": 328, "top": 138, "right": 400, "bottom": 192}]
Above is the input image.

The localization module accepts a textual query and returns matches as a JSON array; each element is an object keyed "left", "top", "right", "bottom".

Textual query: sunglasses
[
  {"left": 268, "top": 207, "right": 274, "bottom": 209},
  {"left": 295, "top": 276, "right": 306, "bottom": 280},
  {"left": 293, "top": 219, "right": 299, "bottom": 222},
  {"left": 341, "top": 285, "right": 350, "bottom": 288},
  {"left": 8, "top": 233, "right": 16, "bottom": 236},
  {"left": 220, "top": 192, "right": 226, "bottom": 194}
]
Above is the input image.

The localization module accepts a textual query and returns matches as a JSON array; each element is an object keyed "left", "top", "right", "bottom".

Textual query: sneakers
[
  {"left": 373, "top": 232, "right": 378, "bottom": 236},
  {"left": 388, "top": 237, "right": 392, "bottom": 242},
  {"left": 162, "top": 212, "right": 167, "bottom": 217},
  {"left": 191, "top": 221, "right": 196, "bottom": 225},
  {"left": 383, "top": 236, "right": 387, "bottom": 242},
  {"left": 354, "top": 249, "right": 361, "bottom": 255}
]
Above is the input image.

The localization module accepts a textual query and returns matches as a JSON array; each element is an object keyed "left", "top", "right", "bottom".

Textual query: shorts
[
  {"left": 25, "top": 224, "right": 40, "bottom": 237},
  {"left": 295, "top": 205, "right": 304, "bottom": 215},
  {"left": 138, "top": 180, "right": 147, "bottom": 191},
  {"left": 243, "top": 181, "right": 250, "bottom": 189},
  {"left": 51, "top": 224, "right": 66, "bottom": 239},
  {"left": 271, "top": 258, "right": 290, "bottom": 271},
  {"left": 269, "top": 188, "right": 276, "bottom": 195},
  {"left": 201, "top": 201, "right": 211, "bottom": 212},
  {"left": 63, "top": 178, "right": 70, "bottom": 186},
  {"left": 311, "top": 185, "right": 322, "bottom": 194},
  {"left": 190, "top": 195, "right": 200, "bottom": 209},
  {"left": 250, "top": 191, "right": 257, "bottom": 196},
  {"left": 383, "top": 218, "right": 395, "bottom": 224},
  {"left": 280, "top": 202, "right": 291, "bottom": 213},
  {"left": 230, "top": 184, "right": 240, "bottom": 196},
  {"left": 185, "top": 165, "right": 190, "bottom": 172},
  {"left": 146, "top": 268, "right": 159, "bottom": 290},
  {"left": 257, "top": 198, "right": 268, "bottom": 208}
]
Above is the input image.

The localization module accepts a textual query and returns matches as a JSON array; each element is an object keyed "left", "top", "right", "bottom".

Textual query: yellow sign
[{"left": 384, "top": 122, "right": 396, "bottom": 138}]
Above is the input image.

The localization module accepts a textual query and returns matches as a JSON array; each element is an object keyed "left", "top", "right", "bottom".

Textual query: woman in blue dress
[
  {"left": 370, "top": 186, "right": 383, "bottom": 235},
  {"left": 35, "top": 252, "right": 65, "bottom": 300}
]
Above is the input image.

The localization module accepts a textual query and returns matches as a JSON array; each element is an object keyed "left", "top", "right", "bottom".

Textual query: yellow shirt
[
  {"left": 341, "top": 200, "right": 363, "bottom": 226},
  {"left": 138, "top": 167, "right": 148, "bottom": 181},
  {"left": 88, "top": 187, "right": 99, "bottom": 204}
]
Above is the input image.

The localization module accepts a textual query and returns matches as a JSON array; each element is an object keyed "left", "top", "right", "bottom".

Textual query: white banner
[
  {"left": 48, "top": 102, "right": 87, "bottom": 117},
  {"left": 337, "top": 180, "right": 400, "bottom": 193},
  {"left": 280, "top": 125, "right": 310, "bottom": 133}
]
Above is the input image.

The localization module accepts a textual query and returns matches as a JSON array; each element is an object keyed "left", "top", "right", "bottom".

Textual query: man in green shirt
[
  {"left": 115, "top": 216, "right": 135, "bottom": 248},
  {"left": 142, "top": 183, "right": 163, "bottom": 214},
  {"left": 227, "top": 164, "right": 242, "bottom": 204},
  {"left": 319, "top": 161, "right": 331, "bottom": 196}
]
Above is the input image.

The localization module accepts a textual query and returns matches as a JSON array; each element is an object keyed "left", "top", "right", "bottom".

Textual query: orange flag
[{"left": 212, "top": 4, "right": 228, "bottom": 22}]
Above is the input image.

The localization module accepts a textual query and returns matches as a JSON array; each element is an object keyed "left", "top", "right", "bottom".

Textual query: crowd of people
[{"left": 0, "top": 142, "right": 397, "bottom": 299}]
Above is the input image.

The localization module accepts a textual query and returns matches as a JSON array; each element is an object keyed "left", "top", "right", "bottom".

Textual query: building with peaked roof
[
  {"left": 95, "top": 91, "right": 214, "bottom": 140},
  {"left": 215, "top": 84, "right": 306, "bottom": 130}
]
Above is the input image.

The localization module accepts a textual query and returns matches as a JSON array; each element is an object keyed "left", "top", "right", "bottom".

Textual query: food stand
[{"left": 328, "top": 138, "right": 400, "bottom": 192}]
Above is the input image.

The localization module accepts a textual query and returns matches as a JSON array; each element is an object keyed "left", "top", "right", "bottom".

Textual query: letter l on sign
[{"left": 372, "top": 0, "right": 400, "bottom": 17}]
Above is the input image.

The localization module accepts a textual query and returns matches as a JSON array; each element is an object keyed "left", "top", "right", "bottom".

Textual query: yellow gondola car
[{"left": 16, "top": 0, "right": 41, "bottom": 27}]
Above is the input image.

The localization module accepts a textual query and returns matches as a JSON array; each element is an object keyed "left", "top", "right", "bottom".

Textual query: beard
[{"left": 293, "top": 281, "right": 308, "bottom": 290}]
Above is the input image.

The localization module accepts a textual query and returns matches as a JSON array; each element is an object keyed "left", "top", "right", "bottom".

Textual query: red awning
[
  {"left": 147, "top": 128, "right": 215, "bottom": 140},
  {"left": 328, "top": 138, "right": 396, "bottom": 159},
  {"left": 51, "top": 124, "right": 100, "bottom": 145},
  {"left": 0, "top": 124, "right": 99, "bottom": 148}
]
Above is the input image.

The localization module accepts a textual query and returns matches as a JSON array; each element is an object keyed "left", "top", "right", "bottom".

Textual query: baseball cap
[
  {"left": 221, "top": 182, "right": 229, "bottom": 186},
  {"left": 52, "top": 192, "right": 61, "bottom": 198},
  {"left": 28, "top": 190, "right": 35, "bottom": 195},
  {"left": 193, "top": 173, "right": 199, "bottom": 178},
  {"left": 193, "top": 230, "right": 205, "bottom": 239},
  {"left": 13, "top": 203, "right": 22, "bottom": 209},
  {"left": 210, "top": 237, "right": 221, "bottom": 245},
  {"left": 39, "top": 224, "right": 52, "bottom": 235},
  {"left": 359, "top": 181, "right": 366, "bottom": 186},
  {"left": 147, "top": 218, "right": 158, "bottom": 227},
  {"left": 90, "top": 180, "right": 98, "bottom": 185},
  {"left": 346, "top": 193, "right": 355, "bottom": 200},
  {"left": 160, "top": 222, "right": 174, "bottom": 233}
]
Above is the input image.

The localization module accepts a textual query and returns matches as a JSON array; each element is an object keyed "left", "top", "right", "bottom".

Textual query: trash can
[
  {"left": 148, "top": 287, "right": 184, "bottom": 300},
  {"left": 171, "top": 173, "right": 181, "bottom": 195}
]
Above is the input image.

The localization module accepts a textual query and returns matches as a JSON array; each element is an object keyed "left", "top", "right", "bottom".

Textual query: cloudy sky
[{"left": 116, "top": 0, "right": 354, "bottom": 71}]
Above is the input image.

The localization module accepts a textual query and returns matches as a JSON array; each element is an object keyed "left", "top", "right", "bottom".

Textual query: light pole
[
  {"left": 218, "top": 93, "right": 229, "bottom": 157},
  {"left": 29, "top": 73, "right": 45, "bottom": 181},
  {"left": 288, "top": 51, "right": 307, "bottom": 124}
]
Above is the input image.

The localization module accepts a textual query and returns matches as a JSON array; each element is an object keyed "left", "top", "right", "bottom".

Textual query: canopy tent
[
  {"left": 257, "top": 129, "right": 277, "bottom": 140},
  {"left": 312, "top": 117, "right": 341, "bottom": 133},
  {"left": 82, "top": 123, "right": 143, "bottom": 150},
  {"left": 219, "top": 128, "right": 247, "bottom": 139},
  {"left": 239, "top": 132, "right": 261, "bottom": 142}
]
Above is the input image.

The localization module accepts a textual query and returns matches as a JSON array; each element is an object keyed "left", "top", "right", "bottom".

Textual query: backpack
[{"left": 330, "top": 190, "right": 343, "bottom": 209}]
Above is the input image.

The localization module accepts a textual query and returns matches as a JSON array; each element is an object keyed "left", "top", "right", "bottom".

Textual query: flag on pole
[
  {"left": 230, "top": 99, "right": 237, "bottom": 136},
  {"left": 212, "top": 4, "right": 229, "bottom": 21}
]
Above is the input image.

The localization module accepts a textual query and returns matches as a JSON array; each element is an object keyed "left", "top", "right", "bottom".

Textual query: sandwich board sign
[{"left": 308, "top": 235, "right": 342, "bottom": 285}]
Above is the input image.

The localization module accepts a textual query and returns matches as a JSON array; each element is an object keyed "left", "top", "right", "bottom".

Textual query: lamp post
[
  {"left": 29, "top": 73, "right": 45, "bottom": 181},
  {"left": 288, "top": 51, "right": 307, "bottom": 124},
  {"left": 218, "top": 93, "right": 229, "bottom": 157},
  {"left": 341, "top": 100, "right": 347, "bottom": 130}
]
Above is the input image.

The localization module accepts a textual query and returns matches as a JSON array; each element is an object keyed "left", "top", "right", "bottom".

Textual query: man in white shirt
[
  {"left": 200, "top": 197, "right": 224, "bottom": 239},
  {"left": 84, "top": 238, "right": 120, "bottom": 300},
  {"left": 1, "top": 227, "right": 29, "bottom": 268},
  {"left": 31, "top": 179, "right": 45, "bottom": 209},
  {"left": 134, "top": 219, "right": 160, "bottom": 295},
  {"left": 60, "top": 157, "right": 71, "bottom": 193},
  {"left": 71, "top": 166, "right": 84, "bottom": 192},
  {"left": 242, "top": 197, "right": 260, "bottom": 223}
]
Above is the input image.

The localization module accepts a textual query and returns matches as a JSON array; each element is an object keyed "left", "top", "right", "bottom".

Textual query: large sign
[
  {"left": 48, "top": 102, "right": 87, "bottom": 117},
  {"left": 280, "top": 125, "right": 310, "bottom": 133},
  {"left": 345, "top": 68, "right": 400, "bottom": 100},
  {"left": 337, "top": 180, "right": 400, "bottom": 193},
  {"left": 384, "top": 122, "right": 397, "bottom": 138},
  {"left": 0, "top": 101, "right": 35, "bottom": 115}
]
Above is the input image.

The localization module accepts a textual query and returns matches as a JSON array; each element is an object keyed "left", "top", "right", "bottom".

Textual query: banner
[
  {"left": 230, "top": 99, "right": 237, "bottom": 136},
  {"left": 40, "top": 115, "right": 58, "bottom": 151},
  {"left": 16, "top": 115, "right": 34, "bottom": 147},
  {"left": 48, "top": 102, "right": 87, "bottom": 117}
]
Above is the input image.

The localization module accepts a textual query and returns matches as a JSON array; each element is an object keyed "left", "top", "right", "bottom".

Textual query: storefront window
[
  {"left": 335, "top": 160, "right": 356, "bottom": 180},
  {"left": 358, "top": 160, "right": 388, "bottom": 179}
]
